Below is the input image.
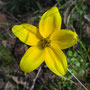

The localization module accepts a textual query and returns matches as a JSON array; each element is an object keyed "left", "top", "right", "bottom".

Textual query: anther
[{"left": 38, "top": 38, "right": 51, "bottom": 49}]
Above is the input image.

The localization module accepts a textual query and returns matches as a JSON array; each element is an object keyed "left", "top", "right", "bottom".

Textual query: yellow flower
[{"left": 12, "top": 7, "right": 78, "bottom": 76}]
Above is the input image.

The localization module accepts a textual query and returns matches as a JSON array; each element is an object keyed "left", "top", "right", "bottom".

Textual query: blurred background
[{"left": 0, "top": 0, "right": 90, "bottom": 90}]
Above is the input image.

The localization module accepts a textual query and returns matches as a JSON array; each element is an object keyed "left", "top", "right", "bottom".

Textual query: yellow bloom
[{"left": 12, "top": 7, "right": 78, "bottom": 76}]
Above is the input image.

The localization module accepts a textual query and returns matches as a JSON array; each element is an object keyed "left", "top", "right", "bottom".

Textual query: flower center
[{"left": 38, "top": 38, "right": 51, "bottom": 49}]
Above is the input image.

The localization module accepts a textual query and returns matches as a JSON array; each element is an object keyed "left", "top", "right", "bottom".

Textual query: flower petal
[
  {"left": 20, "top": 47, "right": 44, "bottom": 73},
  {"left": 12, "top": 24, "right": 40, "bottom": 46},
  {"left": 39, "top": 7, "right": 62, "bottom": 38},
  {"left": 50, "top": 29, "right": 78, "bottom": 49},
  {"left": 45, "top": 47, "right": 67, "bottom": 76}
]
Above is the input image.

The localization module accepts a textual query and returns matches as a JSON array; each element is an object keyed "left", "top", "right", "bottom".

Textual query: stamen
[{"left": 38, "top": 38, "right": 51, "bottom": 49}]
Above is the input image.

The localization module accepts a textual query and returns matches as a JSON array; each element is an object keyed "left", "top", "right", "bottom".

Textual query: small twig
[
  {"left": 84, "top": 15, "right": 90, "bottom": 23},
  {"left": 68, "top": 69, "right": 88, "bottom": 90},
  {"left": 58, "top": 0, "right": 76, "bottom": 10},
  {"left": 23, "top": 73, "right": 27, "bottom": 90},
  {"left": 66, "top": 6, "right": 76, "bottom": 30},
  {"left": 64, "top": 7, "right": 70, "bottom": 24},
  {"left": 4, "top": 81, "right": 10, "bottom": 90},
  {"left": 0, "top": 6, "right": 21, "bottom": 23},
  {"left": 61, "top": 76, "right": 77, "bottom": 85},
  {"left": 29, "top": 66, "right": 42, "bottom": 90}
]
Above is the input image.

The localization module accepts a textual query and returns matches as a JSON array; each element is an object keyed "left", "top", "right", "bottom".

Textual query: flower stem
[{"left": 67, "top": 69, "right": 88, "bottom": 90}]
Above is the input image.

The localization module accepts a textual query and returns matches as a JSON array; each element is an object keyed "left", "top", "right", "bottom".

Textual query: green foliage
[
  {"left": 0, "top": 44, "right": 12, "bottom": 67},
  {"left": 37, "top": 84, "right": 44, "bottom": 90},
  {"left": 1, "top": 0, "right": 42, "bottom": 14}
]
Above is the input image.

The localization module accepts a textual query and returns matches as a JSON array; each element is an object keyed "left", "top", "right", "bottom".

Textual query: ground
[{"left": 0, "top": 0, "right": 90, "bottom": 90}]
